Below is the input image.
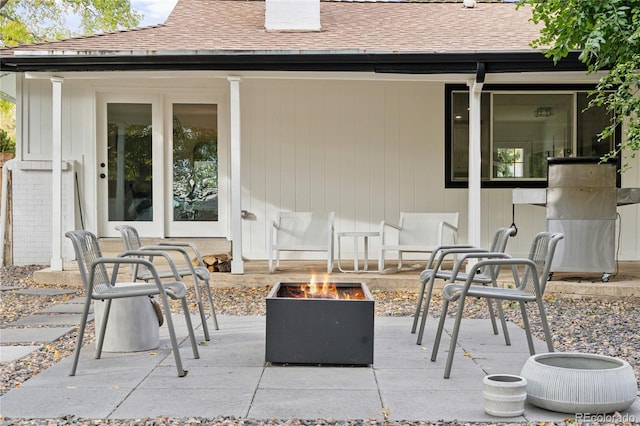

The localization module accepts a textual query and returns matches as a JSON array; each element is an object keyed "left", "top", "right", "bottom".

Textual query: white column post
[
  {"left": 467, "top": 79, "right": 483, "bottom": 249},
  {"left": 51, "top": 77, "right": 64, "bottom": 271},
  {"left": 228, "top": 76, "right": 244, "bottom": 274}
]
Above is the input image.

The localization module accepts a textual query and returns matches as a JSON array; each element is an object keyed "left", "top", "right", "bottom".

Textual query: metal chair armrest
[
  {"left": 157, "top": 241, "right": 205, "bottom": 267},
  {"left": 140, "top": 244, "right": 200, "bottom": 275},
  {"left": 449, "top": 252, "right": 512, "bottom": 280},
  {"left": 379, "top": 221, "right": 401, "bottom": 245},
  {"left": 425, "top": 245, "right": 477, "bottom": 269},
  {"left": 461, "top": 257, "right": 540, "bottom": 295},
  {"left": 88, "top": 255, "right": 176, "bottom": 296},
  {"left": 118, "top": 250, "right": 182, "bottom": 281},
  {"left": 441, "top": 220, "right": 458, "bottom": 233}
]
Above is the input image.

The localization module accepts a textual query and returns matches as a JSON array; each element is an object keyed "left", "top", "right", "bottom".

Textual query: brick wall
[{"left": 10, "top": 167, "right": 75, "bottom": 265}]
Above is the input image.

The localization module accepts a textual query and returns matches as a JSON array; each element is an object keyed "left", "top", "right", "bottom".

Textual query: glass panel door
[
  {"left": 168, "top": 100, "right": 224, "bottom": 236},
  {"left": 97, "top": 95, "right": 163, "bottom": 238},
  {"left": 98, "top": 93, "right": 226, "bottom": 238},
  {"left": 107, "top": 103, "right": 154, "bottom": 221},
  {"left": 172, "top": 104, "right": 218, "bottom": 222}
]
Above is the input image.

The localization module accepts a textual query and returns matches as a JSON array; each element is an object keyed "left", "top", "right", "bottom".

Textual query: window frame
[{"left": 444, "top": 84, "right": 622, "bottom": 189}]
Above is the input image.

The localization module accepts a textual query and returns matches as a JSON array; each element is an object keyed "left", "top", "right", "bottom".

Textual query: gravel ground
[{"left": 1, "top": 265, "right": 639, "bottom": 426}]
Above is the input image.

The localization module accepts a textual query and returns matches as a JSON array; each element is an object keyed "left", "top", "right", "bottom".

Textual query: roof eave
[{"left": 0, "top": 51, "right": 588, "bottom": 74}]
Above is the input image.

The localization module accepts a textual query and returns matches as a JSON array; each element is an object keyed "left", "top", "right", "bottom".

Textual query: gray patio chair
[
  {"left": 65, "top": 230, "right": 199, "bottom": 377},
  {"left": 431, "top": 231, "right": 563, "bottom": 379},
  {"left": 413, "top": 226, "right": 517, "bottom": 345},
  {"left": 116, "top": 225, "right": 218, "bottom": 341}
]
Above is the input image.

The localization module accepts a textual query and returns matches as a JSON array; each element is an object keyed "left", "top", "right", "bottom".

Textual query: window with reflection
[
  {"left": 107, "top": 103, "right": 153, "bottom": 221},
  {"left": 446, "top": 85, "right": 620, "bottom": 188},
  {"left": 172, "top": 104, "right": 218, "bottom": 222}
]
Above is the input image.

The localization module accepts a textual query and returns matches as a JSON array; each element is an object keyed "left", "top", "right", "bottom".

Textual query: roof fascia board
[{"left": 1, "top": 51, "right": 588, "bottom": 74}]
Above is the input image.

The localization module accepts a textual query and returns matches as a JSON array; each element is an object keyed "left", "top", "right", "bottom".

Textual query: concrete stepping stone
[
  {"left": 38, "top": 303, "right": 93, "bottom": 314},
  {"left": 14, "top": 288, "right": 77, "bottom": 296},
  {"left": 0, "top": 327, "right": 75, "bottom": 344},
  {"left": 0, "top": 345, "right": 42, "bottom": 363},
  {"left": 10, "top": 313, "right": 90, "bottom": 327},
  {"left": 0, "top": 286, "right": 20, "bottom": 291}
]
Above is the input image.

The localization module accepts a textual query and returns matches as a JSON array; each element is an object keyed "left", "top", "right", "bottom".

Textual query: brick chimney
[{"left": 265, "top": 0, "right": 321, "bottom": 31}]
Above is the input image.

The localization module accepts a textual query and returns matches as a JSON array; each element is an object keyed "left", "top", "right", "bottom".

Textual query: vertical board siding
[
  {"left": 241, "top": 80, "right": 468, "bottom": 259},
  {"left": 12, "top": 76, "right": 639, "bottom": 264}
]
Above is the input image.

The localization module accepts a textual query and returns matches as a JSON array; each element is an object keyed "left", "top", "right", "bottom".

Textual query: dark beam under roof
[{"left": 1, "top": 51, "right": 588, "bottom": 74}]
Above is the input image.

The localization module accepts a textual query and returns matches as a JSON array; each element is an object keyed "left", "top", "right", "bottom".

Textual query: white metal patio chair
[
  {"left": 116, "top": 225, "right": 218, "bottom": 341},
  {"left": 269, "top": 211, "right": 335, "bottom": 273},
  {"left": 413, "top": 226, "right": 517, "bottom": 345},
  {"left": 431, "top": 231, "right": 563, "bottom": 378},
  {"left": 65, "top": 230, "right": 199, "bottom": 377},
  {"left": 378, "top": 212, "right": 458, "bottom": 273}
]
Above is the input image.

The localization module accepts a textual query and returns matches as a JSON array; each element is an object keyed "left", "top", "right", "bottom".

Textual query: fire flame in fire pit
[{"left": 277, "top": 274, "right": 366, "bottom": 300}]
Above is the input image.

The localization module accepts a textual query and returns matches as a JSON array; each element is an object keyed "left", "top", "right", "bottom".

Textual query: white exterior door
[
  {"left": 96, "top": 91, "right": 227, "bottom": 238},
  {"left": 97, "top": 94, "right": 164, "bottom": 237}
]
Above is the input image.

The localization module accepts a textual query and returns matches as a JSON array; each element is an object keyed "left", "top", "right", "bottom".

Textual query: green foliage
[
  {"left": 0, "top": 0, "right": 142, "bottom": 156},
  {"left": 0, "top": 0, "right": 142, "bottom": 47},
  {"left": 518, "top": 0, "right": 640, "bottom": 170},
  {"left": 0, "top": 128, "right": 15, "bottom": 153},
  {"left": 495, "top": 148, "right": 521, "bottom": 178}
]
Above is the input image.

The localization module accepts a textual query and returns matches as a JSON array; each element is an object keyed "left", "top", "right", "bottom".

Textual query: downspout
[
  {"left": 0, "top": 159, "right": 17, "bottom": 267},
  {"left": 228, "top": 76, "right": 244, "bottom": 274},
  {"left": 467, "top": 63, "right": 485, "bottom": 250},
  {"left": 50, "top": 77, "right": 64, "bottom": 271}
]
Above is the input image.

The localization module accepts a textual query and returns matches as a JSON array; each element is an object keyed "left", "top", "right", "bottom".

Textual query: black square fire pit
[{"left": 265, "top": 281, "right": 374, "bottom": 365}]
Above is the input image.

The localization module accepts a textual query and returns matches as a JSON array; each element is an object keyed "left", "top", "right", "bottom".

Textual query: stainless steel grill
[{"left": 513, "top": 157, "right": 640, "bottom": 282}]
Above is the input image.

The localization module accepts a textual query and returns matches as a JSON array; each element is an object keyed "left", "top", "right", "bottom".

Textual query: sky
[
  {"left": 63, "top": 0, "right": 179, "bottom": 32},
  {"left": 132, "top": 0, "right": 180, "bottom": 26}
]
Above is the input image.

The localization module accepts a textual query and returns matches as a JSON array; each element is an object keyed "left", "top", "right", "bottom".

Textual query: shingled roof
[
  {"left": 4, "top": 0, "right": 538, "bottom": 53},
  {"left": 1, "top": 0, "right": 586, "bottom": 74}
]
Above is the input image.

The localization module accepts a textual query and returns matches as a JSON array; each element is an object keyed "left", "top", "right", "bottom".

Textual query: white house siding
[
  {"left": 242, "top": 79, "right": 480, "bottom": 259},
  {"left": 7, "top": 73, "right": 640, "bottom": 265}
]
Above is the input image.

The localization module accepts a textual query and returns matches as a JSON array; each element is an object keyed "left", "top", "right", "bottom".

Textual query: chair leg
[
  {"left": 443, "top": 296, "right": 467, "bottom": 379},
  {"left": 95, "top": 299, "right": 112, "bottom": 359},
  {"left": 536, "top": 298, "right": 555, "bottom": 352},
  {"left": 416, "top": 275, "right": 437, "bottom": 345},
  {"left": 378, "top": 250, "right": 384, "bottom": 273},
  {"left": 268, "top": 249, "right": 274, "bottom": 274},
  {"left": 69, "top": 296, "right": 93, "bottom": 376},
  {"left": 191, "top": 276, "right": 210, "bottom": 341},
  {"left": 486, "top": 297, "right": 499, "bottom": 335},
  {"left": 180, "top": 297, "right": 200, "bottom": 359},
  {"left": 430, "top": 299, "right": 450, "bottom": 362},
  {"left": 494, "top": 299, "right": 511, "bottom": 346},
  {"left": 411, "top": 275, "right": 429, "bottom": 334},
  {"left": 519, "top": 301, "right": 535, "bottom": 355},
  {"left": 159, "top": 293, "right": 189, "bottom": 377},
  {"left": 202, "top": 277, "right": 218, "bottom": 331}
]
